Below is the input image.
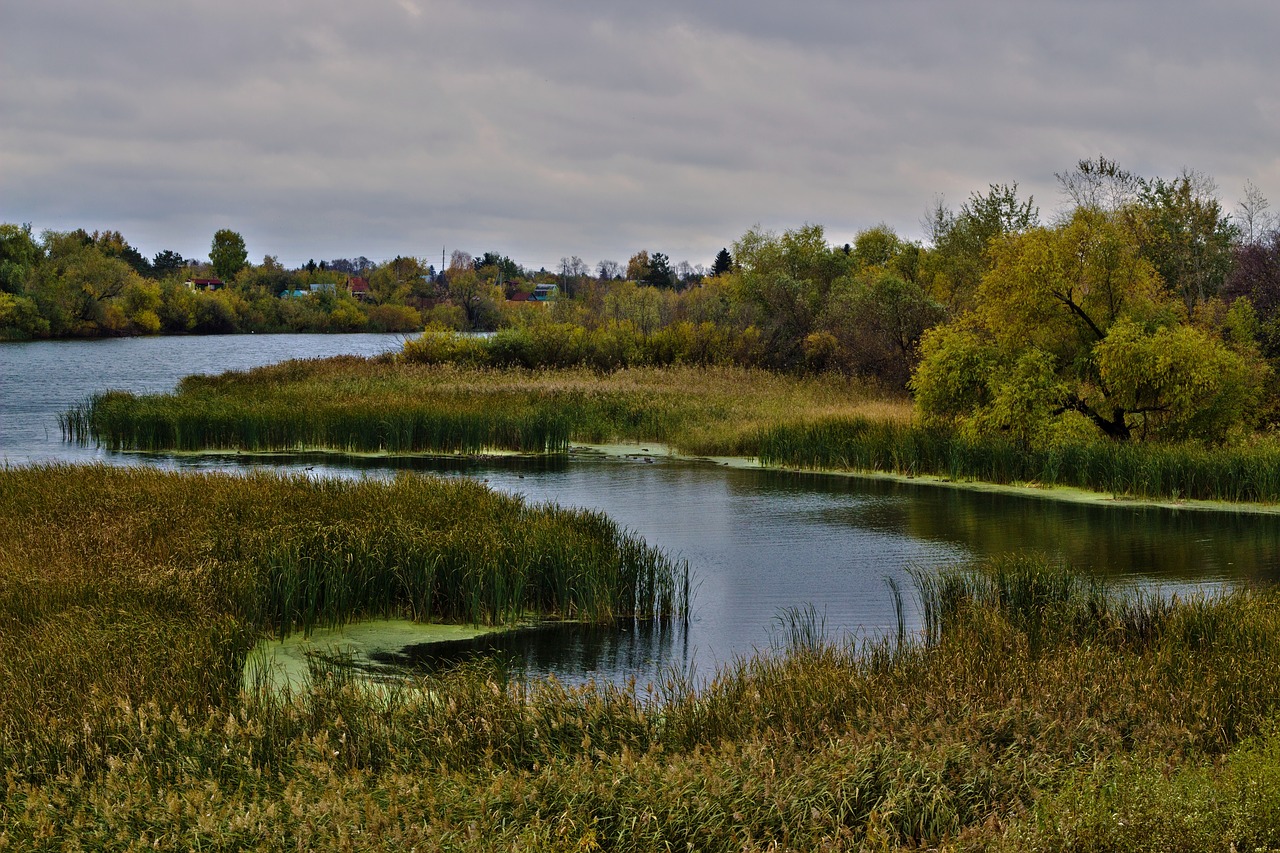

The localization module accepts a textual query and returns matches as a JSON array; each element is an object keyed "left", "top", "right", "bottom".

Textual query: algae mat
[{"left": 245, "top": 620, "right": 499, "bottom": 692}]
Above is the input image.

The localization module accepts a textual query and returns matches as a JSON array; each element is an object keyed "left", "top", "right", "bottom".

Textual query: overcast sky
[{"left": 4, "top": 1, "right": 1278, "bottom": 272}]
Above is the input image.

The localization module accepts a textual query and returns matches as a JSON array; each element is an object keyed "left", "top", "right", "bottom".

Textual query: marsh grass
[
  {"left": 64, "top": 352, "right": 1280, "bottom": 505},
  {"left": 62, "top": 356, "right": 906, "bottom": 459},
  {"left": 754, "top": 415, "right": 1280, "bottom": 503},
  {"left": 5, "top": 487, "right": 1280, "bottom": 852}
]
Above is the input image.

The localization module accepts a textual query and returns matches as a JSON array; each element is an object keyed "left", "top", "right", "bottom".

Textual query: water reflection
[
  {"left": 744, "top": 469, "right": 1280, "bottom": 586},
  {"left": 373, "top": 618, "right": 690, "bottom": 686}
]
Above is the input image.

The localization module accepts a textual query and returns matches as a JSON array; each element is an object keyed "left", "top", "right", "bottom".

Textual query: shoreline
[
  {"left": 100, "top": 441, "right": 1280, "bottom": 516},
  {"left": 575, "top": 442, "right": 1280, "bottom": 517}
]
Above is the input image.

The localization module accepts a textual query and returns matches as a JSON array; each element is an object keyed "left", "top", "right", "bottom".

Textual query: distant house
[
  {"left": 185, "top": 278, "right": 224, "bottom": 292},
  {"left": 280, "top": 289, "right": 309, "bottom": 299},
  {"left": 531, "top": 283, "right": 558, "bottom": 302},
  {"left": 508, "top": 291, "right": 532, "bottom": 303},
  {"left": 309, "top": 282, "right": 336, "bottom": 294},
  {"left": 346, "top": 276, "right": 371, "bottom": 300}
]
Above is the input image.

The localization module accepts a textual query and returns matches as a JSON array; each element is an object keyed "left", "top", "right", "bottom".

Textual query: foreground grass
[
  {"left": 5, "top": 467, "right": 1280, "bottom": 849},
  {"left": 0, "top": 465, "right": 684, "bottom": 721}
]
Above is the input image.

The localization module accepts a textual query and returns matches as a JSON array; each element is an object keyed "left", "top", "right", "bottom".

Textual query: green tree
[
  {"left": 91, "top": 230, "right": 151, "bottom": 277},
  {"left": 0, "top": 223, "right": 42, "bottom": 295},
  {"left": 911, "top": 208, "right": 1266, "bottom": 444},
  {"left": 820, "top": 272, "right": 943, "bottom": 386},
  {"left": 151, "top": 250, "right": 186, "bottom": 279},
  {"left": 27, "top": 232, "right": 143, "bottom": 336},
  {"left": 642, "top": 252, "right": 674, "bottom": 289},
  {"left": 368, "top": 256, "right": 428, "bottom": 304},
  {"left": 711, "top": 248, "right": 733, "bottom": 277},
  {"left": 210, "top": 229, "right": 248, "bottom": 281},
  {"left": 732, "top": 224, "right": 851, "bottom": 369},
  {"left": 1130, "top": 171, "right": 1237, "bottom": 314},
  {"left": 922, "top": 183, "right": 1039, "bottom": 313}
]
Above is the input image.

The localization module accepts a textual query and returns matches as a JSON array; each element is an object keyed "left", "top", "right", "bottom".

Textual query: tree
[
  {"left": 642, "top": 252, "right": 673, "bottom": 289},
  {"left": 92, "top": 231, "right": 151, "bottom": 277},
  {"left": 732, "top": 224, "right": 852, "bottom": 369},
  {"left": 921, "top": 184, "right": 1039, "bottom": 312},
  {"left": 1055, "top": 155, "right": 1140, "bottom": 213},
  {"left": 1236, "top": 181, "right": 1275, "bottom": 246},
  {"left": 911, "top": 208, "right": 1266, "bottom": 444},
  {"left": 820, "top": 272, "right": 943, "bottom": 386},
  {"left": 1129, "top": 170, "right": 1236, "bottom": 314},
  {"left": 0, "top": 223, "right": 42, "bottom": 294},
  {"left": 626, "top": 251, "right": 650, "bottom": 282},
  {"left": 711, "top": 248, "right": 733, "bottom": 277},
  {"left": 596, "top": 259, "right": 621, "bottom": 281},
  {"left": 369, "top": 256, "right": 428, "bottom": 304},
  {"left": 851, "top": 225, "right": 903, "bottom": 271},
  {"left": 210, "top": 230, "right": 248, "bottom": 281},
  {"left": 151, "top": 250, "right": 186, "bottom": 279}
]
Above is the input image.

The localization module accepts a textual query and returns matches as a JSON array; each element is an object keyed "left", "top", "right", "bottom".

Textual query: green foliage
[
  {"left": 1131, "top": 170, "right": 1237, "bottom": 313},
  {"left": 922, "top": 183, "right": 1039, "bottom": 311},
  {"left": 0, "top": 222, "right": 41, "bottom": 294},
  {"left": 209, "top": 228, "right": 248, "bottom": 280},
  {"left": 912, "top": 208, "right": 1267, "bottom": 444},
  {"left": 1095, "top": 317, "right": 1266, "bottom": 442},
  {"left": 642, "top": 250, "right": 674, "bottom": 289},
  {"left": 710, "top": 246, "right": 733, "bottom": 276},
  {"left": 0, "top": 291, "right": 48, "bottom": 338}
]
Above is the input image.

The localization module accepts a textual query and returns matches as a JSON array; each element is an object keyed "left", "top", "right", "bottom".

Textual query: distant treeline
[{"left": 8, "top": 158, "right": 1280, "bottom": 442}]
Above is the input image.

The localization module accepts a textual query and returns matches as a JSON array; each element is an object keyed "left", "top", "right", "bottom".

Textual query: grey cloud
[{"left": 4, "top": 1, "right": 1280, "bottom": 269}]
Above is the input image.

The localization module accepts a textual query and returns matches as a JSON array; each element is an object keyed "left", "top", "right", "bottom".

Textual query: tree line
[{"left": 5, "top": 157, "right": 1280, "bottom": 443}]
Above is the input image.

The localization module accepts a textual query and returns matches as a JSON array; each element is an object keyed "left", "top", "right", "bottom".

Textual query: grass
[
  {"left": 5, "top": 469, "right": 1280, "bottom": 850},
  {"left": 65, "top": 350, "right": 1280, "bottom": 504},
  {"left": 0, "top": 465, "right": 685, "bottom": 719},
  {"left": 62, "top": 355, "right": 908, "bottom": 458},
  {"left": 754, "top": 415, "right": 1280, "bottom": 503}
]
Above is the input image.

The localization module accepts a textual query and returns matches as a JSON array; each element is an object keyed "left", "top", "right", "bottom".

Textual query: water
[{"left": 4, "top": 335, "right": 1278, "bottom": 686}]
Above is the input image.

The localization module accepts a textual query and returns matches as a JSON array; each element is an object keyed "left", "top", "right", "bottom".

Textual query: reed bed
[
  {"left": 0, "top": 465, "right": 685, "bottom": 712},
  {"left": 5, "top": 474, "right": 1280, "bottom": 852},
  {"left": 62, "top": 355, "right": 904, "bottom": 458},
  {"left": 64, "top": 350, "right": 1280, "bottom": 505},
  {"left": 754, "top": 415, "right": 1280, "bottom": 503}
]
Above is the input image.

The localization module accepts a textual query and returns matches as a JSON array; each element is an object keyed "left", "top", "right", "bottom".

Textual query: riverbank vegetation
[
  {"left": 0, "top": 465, "right": 686, "bottom": 715},
  {"left": 63, "top": 359, "right": 909, "bottom": 458},
  {"left": 5, "top": 467, "right": 1280, "bottom": 848},
  {"left": 10, "top": 159, "right": 1280, "bottom": 437},
  {"left": 66, "top": 353, "right": 1280, "bottom": 503}
]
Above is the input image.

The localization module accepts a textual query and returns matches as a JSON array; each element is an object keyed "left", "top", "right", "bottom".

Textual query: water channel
[{"left": 4, "top": 334, "right": 1278, "bottom": 686}]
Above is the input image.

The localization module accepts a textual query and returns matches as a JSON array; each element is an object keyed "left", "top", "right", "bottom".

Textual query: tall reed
[{"left": 7, "top": 501, "right": 1280, "bottom": 851}]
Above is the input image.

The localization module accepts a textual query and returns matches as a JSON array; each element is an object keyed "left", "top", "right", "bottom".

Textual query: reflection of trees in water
[
  {"left": 741, "top": 468, "right": 1280, "bottom": 584},
  {"left": 385, "top": 618, "right": 689, "bottom": 686}
]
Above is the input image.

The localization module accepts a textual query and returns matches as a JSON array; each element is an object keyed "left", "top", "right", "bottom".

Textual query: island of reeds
[
  {"left": 6, "top": 464, "right": 1280, "bottom": 848},
  {"left": 65, "top": 348, "right": 1280, "bottom": 505}
]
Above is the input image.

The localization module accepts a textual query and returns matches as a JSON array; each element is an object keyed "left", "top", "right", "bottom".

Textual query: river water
[{"left": 4, "top": 334, "right": 1278, "bottom": 685}]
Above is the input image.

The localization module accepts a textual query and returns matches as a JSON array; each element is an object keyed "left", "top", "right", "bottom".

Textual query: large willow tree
[{"left": 911, "top": 208, "right": 1267, "bottom": 446}]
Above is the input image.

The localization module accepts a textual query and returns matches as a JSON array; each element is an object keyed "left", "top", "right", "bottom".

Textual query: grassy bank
[
  {"left": 755, "top": 415, "right": 1280, "bottom": 504},
  {"left": 62, "top": 356, "right": 908, "bottom": 457},
  {"left": 0, "top": 465, "right": 685, "bottom": 722},
  {"left": 65, "top": 352, "right": 1280, "bottom": 504},
  {"left": 5, "top": 479, "right": 1280, "bottom": 850}
]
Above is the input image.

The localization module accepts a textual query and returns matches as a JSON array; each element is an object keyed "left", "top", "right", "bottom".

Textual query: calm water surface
[{"left": 4, "top": 335, "right": 1278, "bottom": 685}]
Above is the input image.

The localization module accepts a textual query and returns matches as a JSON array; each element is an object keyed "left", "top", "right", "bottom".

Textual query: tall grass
[
  {"left": 62, "top": 356, "right": 903, "bottom": 458},
  {"left": 64, "top": 352, "right": 1280, "bottom": 504},
  {"left": 5, "top": 489, "right": 1280, "bottom": 851},
  {"left": 754, "top": 414, "right": 1280, "bottom": 503}
]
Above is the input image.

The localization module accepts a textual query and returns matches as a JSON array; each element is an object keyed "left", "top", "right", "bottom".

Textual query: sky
[{"left": 4, "top": 1, "right": 1279, "bottom": 273}]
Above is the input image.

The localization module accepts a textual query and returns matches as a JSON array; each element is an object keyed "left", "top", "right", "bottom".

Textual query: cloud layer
[{"left": 4, "top": 1, "right": 1278, "bottom": 270}]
